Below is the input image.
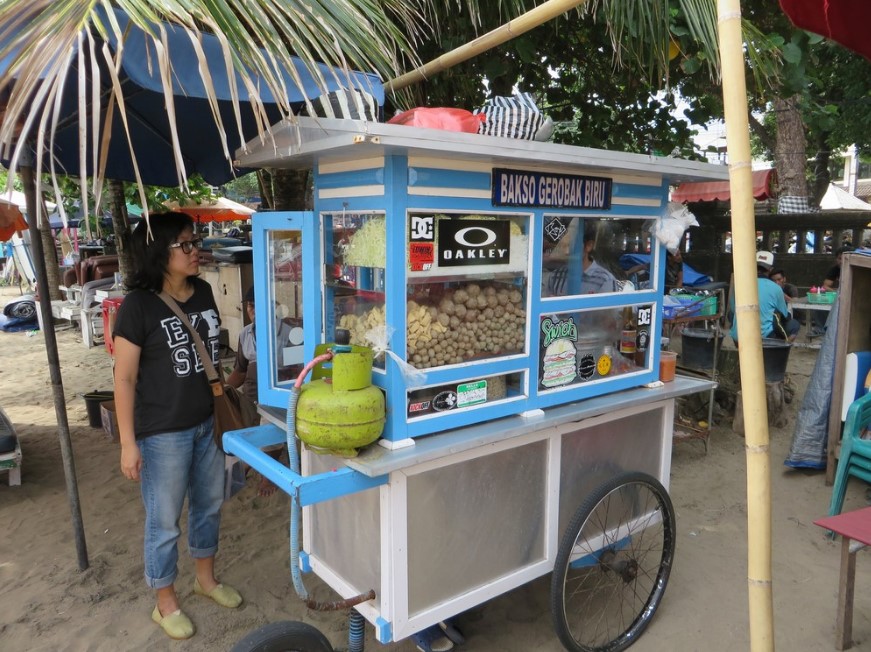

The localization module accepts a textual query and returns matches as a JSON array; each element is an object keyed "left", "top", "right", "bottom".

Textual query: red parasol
[
  {"left": 164, "top": 197, "right": 255, "bottom": 223},
  {"left": 780, "top": 0, "right": 871, "bottom": 60}
]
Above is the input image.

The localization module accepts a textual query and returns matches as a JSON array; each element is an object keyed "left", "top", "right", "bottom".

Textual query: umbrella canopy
[
  {"left": 164, "top": 197, "right": 254, "bottom": 223},
  {"left": 1, "top": 6, "right": 384, "bottom": 187},
  {"left": 780, "top": 0, "right": 871, "bottom": 60}
]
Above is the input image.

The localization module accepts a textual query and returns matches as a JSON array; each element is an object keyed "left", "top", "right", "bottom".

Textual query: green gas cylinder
[{"left": 296, "top": 341, "right": 385, "bottom": 457}]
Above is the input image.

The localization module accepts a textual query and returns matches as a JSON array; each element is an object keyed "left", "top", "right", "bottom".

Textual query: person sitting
[
  {"left": 729, "top": 251, "right": 800, "bottom": 344},
  {"left": 809, "top": 244, "right": 855, "bottom": 336},
  {"left": 768, "top": 268, "right": 799, "bottom": 311},
  {"left": 624, "top": 249, "right": 684, "bottom": 290},
  {"left": 226, "top": 286, "right": 292, "bottom": 497},
  {"left": 544, "top": 225, "right": 619, "bottom": 296}
]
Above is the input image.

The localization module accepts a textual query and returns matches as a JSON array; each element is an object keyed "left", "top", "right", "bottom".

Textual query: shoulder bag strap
[{"left": 157, "top": 291, "right": 223, "bottom": 393}]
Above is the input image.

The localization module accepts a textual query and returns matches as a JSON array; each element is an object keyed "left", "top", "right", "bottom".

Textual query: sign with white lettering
[
  {"left": 492, "top": 168, "right": 612, "bottom": 210},
  {"left": 437, "top": 219, "right": 510, "bottom": 267}
]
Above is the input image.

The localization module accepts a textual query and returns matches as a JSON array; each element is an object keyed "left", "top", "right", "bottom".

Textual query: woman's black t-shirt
[{"left": 113, "top": 277, "right": 221, "bottom": 439}]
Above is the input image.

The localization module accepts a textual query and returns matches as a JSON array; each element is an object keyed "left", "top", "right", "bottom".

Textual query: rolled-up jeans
[{"left": 138, "top": 415, "right": 224, "bottom": 589}]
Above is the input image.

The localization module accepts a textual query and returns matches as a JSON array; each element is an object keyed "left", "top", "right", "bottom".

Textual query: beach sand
[{"left": 1, "top": 283, "right": 868, "bottom": 651}]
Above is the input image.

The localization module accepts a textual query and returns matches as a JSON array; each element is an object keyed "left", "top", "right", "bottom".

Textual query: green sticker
[{"left": 457, "top": 380, "right": 487, "bottom": 407}]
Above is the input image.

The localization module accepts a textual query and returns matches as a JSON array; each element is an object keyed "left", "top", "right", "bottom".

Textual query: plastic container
[
  {"left": 806, "top": 291, "right": 837, "bottom": 304},
  {"left": 761, "top": 339, "right": 791, "bottom": 383},
  {"left": 659, "top": 351, "right": 677, "bottom": 382},
  {"left": 680, "top": 328, "right": 724, "bottom": 370},
  {"left": 83, "top": 390, "right": 114, "bottom": 428},
  {"left": 673, "top": 293, "right": 718, "bottom": 316}
]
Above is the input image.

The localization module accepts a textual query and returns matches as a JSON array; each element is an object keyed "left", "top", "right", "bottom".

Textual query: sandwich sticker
[{"left": 539, "top": 316, "right": 578, "bottom": 389}]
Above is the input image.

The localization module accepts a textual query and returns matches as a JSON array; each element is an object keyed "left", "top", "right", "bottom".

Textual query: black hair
[
  {"left": 835, "top": 245, "right": 855, "bottom": 257},
  {"left": 769, "top": 268, "right": 786, "bottom": 278},
  {"left": 126, "top": 212, "right": 196, "bottom": 292}
]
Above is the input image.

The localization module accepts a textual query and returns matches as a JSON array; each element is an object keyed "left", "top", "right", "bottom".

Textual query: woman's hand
[{"left": 120, "top": 443, "right": 142, "bottom": 481}]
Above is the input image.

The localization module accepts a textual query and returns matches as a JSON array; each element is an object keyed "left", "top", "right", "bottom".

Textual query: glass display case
[{"left": 249, "top": 120, "right": 725, "bottom": 445}]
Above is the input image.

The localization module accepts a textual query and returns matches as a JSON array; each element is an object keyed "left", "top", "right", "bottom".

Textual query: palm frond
[{"left": 0, "top": 0, "right": 426, "bottom": 211}]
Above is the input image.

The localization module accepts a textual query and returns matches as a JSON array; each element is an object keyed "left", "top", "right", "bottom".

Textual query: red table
[{"left": 815, "top": 507, "right": 871, "bottom": 650}]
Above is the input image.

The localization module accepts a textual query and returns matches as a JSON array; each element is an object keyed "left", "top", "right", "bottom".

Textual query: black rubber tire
[
  {"left": 550, "top": 471, "right": 676, "bottom": 652},
  {"left": 230, "top": 621, "right": 334, "bottom": 652}
]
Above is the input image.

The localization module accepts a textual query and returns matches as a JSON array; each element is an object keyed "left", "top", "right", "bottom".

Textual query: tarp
[
  {"left": 671, "top": 168, "right": 776, "bottom": 203},
  {"left": 820, "top": 183, "right": 871, "bottom": 210},
  {"left": 780, "top": 0, "right": 871, "bottom": 61}
]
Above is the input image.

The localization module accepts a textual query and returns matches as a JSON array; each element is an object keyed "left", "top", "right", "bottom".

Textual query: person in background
[
  {"left": 822, "top": 244, "right": 855, "bottom": 291},
  {"left": 625, "top": 249, "right": 684, "bottom": 290},
  {"left": 544, "top": 224, "right": 619, "bottom": 296},
  {"left": 113, "top": 213, "right": 242, "bottom": 641},
  {"left": 226, "top": 286, "right": 290, "bottom": 497},
  {"left": 768, "top": 268, "right": 799, "bottom": 310},
  {"left": 729, "top": 250, "right": 800, "bottom": 344},
  {"left": 664, "top": 249, "right": 684, "bottom": 288},
  {"left": 809, "top": 244, "right": 855, "bottom": 336},
  {"left": 580, "top": 226, "right": 619, "bottom": 294}
]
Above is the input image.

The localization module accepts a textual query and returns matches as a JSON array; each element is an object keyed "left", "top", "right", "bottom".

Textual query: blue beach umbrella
[{"left": 1, "top": 6, "right": 384, "bottom": 187}]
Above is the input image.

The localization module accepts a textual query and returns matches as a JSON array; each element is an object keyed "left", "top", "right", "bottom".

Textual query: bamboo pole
[
  {"left": 717, "top": 0, "right": 774, "bottom": 649},
  {"left": 19, "top": 152, "right": 90, "bottom": 572},
  {"left": 385, "top": 0, "right": 589, "bottom": 93}
]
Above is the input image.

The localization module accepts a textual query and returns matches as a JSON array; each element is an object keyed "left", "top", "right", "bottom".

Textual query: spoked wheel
[
  {"left": 230, "top": 621, "right": 334, "bottom": 652},
  {"left": 551, "top": 472, "right": 676, "bottom": 652}
]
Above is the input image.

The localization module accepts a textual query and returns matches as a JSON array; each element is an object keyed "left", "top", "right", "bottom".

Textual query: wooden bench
[{"left": 815, "top": 507, "right": 871, "bottom": 650}]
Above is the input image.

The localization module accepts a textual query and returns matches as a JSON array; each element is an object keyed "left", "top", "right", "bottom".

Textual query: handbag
[{"left": 158, "top": 292, "right": 254, "bottom": 453}]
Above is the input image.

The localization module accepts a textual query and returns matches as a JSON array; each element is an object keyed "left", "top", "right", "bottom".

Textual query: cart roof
[{"left": 235, "top": 117, "right": 729, "bottom": 184}]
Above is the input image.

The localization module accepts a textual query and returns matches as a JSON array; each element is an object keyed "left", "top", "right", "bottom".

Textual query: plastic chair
[{"left": 828, "top": 391, "right": 871, "bottom": 516}]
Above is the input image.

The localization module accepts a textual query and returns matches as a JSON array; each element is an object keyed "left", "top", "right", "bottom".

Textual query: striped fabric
[
  {"left": 309, "top": 89, "right": 379, "bottom": 121},
  {"left": 474, "top": 92, "right": 546, "bottom": 140}
]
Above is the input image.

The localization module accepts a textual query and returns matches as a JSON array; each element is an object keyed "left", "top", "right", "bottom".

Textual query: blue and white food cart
[{"left": 224, "top": 117, "right": 728, "bottom": 652}]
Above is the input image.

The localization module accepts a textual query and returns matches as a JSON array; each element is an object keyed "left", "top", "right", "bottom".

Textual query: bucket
[
  {"left": 761, "top": 339, "right": 791, "bottom": 383},
  {"left": 83, "top": 390, "right": 114, "bottom": 428},
  {"left": 680, "top": 328, "right": 724, "bottom": 370}
]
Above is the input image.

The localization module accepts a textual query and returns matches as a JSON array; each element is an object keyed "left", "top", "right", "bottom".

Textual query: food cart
[{"left": 223, "top": 117, "right": 728, "bottom": 652}]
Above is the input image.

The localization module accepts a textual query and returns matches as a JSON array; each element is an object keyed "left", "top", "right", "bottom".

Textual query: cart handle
[{"left": 222, "top": 424, "right": 388, "bottom": 506}]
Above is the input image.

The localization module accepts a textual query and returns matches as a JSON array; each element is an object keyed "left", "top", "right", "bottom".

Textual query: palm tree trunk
[
  {"left": 107, "top": 179, "right": 133, "bottom": 286},
  {"left": 270, "top": 169, "right": 310, "bottom": 210},
  {"left": 39, "top": 219, "right": 61, "bottom": 301}
]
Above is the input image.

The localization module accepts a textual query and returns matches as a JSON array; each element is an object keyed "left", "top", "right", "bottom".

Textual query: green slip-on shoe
[
  {"left": 193, "top": 578, "right": 243, "bottom": 608},
  {"left": 151, "top": 605, "right": 195, "bottom": 640}
]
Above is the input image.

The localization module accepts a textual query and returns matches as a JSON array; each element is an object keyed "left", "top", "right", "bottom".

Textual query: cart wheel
[
  {"left": 230, "top": 621, "right": 334, "bottom": 652},
  {"left": 550, "top": 471, "right": 676, "bottom": 652}
]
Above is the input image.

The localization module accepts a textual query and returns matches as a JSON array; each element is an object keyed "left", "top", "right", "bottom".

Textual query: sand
[{"left": 0, "top": 283, "right": 868, "bottom": 652}]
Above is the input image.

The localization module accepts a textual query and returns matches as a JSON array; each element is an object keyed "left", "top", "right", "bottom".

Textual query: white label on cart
[{"left": 457, "top": 380, "right": 487, "bottom": 407}]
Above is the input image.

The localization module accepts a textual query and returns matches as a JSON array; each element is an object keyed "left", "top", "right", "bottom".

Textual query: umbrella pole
[
  {"left": 717, "top": 0, "right": 774, "bottom": 649},
  {"left": 19, "top": 159, "right": 89, "bottom": 571}
]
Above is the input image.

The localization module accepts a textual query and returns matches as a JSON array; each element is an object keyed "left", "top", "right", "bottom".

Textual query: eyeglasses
[{"left": 169, "top": 239, "right": 204, "bottom": 254}]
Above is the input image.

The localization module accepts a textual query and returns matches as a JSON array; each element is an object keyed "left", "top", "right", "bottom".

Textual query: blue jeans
[{"left": 138, "top": 416, "right": 224, "bottom": 589}]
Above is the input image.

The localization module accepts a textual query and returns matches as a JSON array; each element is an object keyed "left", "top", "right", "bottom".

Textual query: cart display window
[
  {"left": 405, "top": 212, "right": 529, "bottom": 371},
  {"left": 325, "top": 212, "right": 387, "bottom": 369},
  {"left": 538, "top": 304, "right": 654, "bottom": 391},
  {"left": 266, "top": 229, "right": 305, "bottom": 388},
  {"left": 541, "top": 216, "right": 656, "bottom": 297},
  {"left": 406, "top": 371, "right": 524, "bottom": 419}
]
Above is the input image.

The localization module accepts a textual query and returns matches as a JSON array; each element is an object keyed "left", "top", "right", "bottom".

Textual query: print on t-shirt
[{"left": 160, "top": 309, "right": 221, "bottom": 377}]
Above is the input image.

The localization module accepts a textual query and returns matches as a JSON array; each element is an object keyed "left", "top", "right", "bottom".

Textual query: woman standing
[{"left": 114, "top": 212, "right": 241, "bottom": 640}]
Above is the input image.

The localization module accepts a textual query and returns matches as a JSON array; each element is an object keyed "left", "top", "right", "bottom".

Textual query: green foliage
[{"left": 125, "top": 174, "right": 216, "bottom": 213}]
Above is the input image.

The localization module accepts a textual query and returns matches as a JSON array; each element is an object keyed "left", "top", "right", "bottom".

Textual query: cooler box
[{"left": 102, "top": 297, "right": 124, "bottom": 356}]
